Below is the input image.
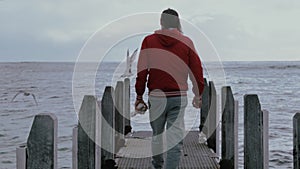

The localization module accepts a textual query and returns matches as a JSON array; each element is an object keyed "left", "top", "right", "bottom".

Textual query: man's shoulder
[
  {"left": 144, "top": 33, "right": 157, "bottom": 40},
  {"left": 181, "top": 34, "right": 193, "bottom": 43}
]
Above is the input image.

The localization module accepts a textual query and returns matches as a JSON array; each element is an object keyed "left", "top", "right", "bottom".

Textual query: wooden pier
[
  {"left": 116, "top": 131, "right": 219, "bottom": 169},
  {"left": 16, "top": 78, "right": 280, "bottom": 169}
]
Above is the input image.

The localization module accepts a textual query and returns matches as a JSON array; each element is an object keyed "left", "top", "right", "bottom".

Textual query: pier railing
[
  {"left": 201, "top": 79, "right": 269, "bottom": 169},
  {"left": 19, "top": 77, "right": 298, "bottom": 169}
]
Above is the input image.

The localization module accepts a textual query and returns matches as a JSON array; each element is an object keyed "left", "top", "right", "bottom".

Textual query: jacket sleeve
[
  {"left": 188, "top": 41, "right": 204, "bottom": 97},
  {"left": 135, "top": 38, "right": 149, "bottom": 98}
]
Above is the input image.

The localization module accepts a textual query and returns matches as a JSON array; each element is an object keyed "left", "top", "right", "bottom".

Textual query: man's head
[{"left": 160, "top": 8, "right": 182, "bottom": 32}]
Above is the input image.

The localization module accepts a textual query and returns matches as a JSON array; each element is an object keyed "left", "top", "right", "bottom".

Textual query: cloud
[
  {"left": 188, "top": 6, "right": 300, "bottom": 61},
  {"left": 0, "top": 0, "right": 300, "bottom": 61}
]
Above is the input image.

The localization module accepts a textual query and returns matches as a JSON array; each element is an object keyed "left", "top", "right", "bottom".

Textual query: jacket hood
[{"left": 154, "top": 29, "right": 182, "bottom": 47}]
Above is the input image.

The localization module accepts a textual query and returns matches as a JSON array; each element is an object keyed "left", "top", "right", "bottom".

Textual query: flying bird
[
  {"left": 121, "top": 48, "right": 138, "bottom": 77},
  {"left": 11, "top": 90, "right": 38, "bottom": 106}
]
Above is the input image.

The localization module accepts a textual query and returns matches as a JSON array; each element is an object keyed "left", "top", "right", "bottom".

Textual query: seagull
[
  {"left": 11, "top": 90, "right": 38, "bottom": 106},
  {"left": 121, "top": 48, "right": 138, "bottom": 77}
]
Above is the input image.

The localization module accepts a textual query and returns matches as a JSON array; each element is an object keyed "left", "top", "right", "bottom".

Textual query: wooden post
[
  {"left": 72, "top": 127, "right": 78, "bottom": 169},
  {"left": 101, "top": 87, "right": 115, "bottom": 161},
  {"left": 207, "top": 81, "right": 217, "bottom": 152},
  {"left": 234, "top": 100, "right": 239, "bottom": 169},
  {"left": 124, "top": 78, "right": 132, "bottom": 135},
  {"left": 244, "top": 95, "right": 269, "bottom": 169},
  {"left": 262, "top": 110, "right": 269, "bottom": 169},
  {"left": 115, "top": 81, "right": 125, "bottom": 152},
  {"left": 96, "top": 98, "right": 101, "bottom": 169},
  {"left": 216, "top": 93, "right": 221, "bottom": 157},
  {"left": 220, "top": 86, "right": 238, "bottom": 169},
  {"left": 16, "top": 144, "right": 27, "bottom": 169},
  {"left": 200, "top": 78, "right": 209, "bottom": 134},
  {"left": 293, "top": 113, "right": 300, "bottom": 169},
  {"left": 77, "top": 95, "right": 101, "bottom": 169},
  {"left": 26, "top": 113, "right": 58, "bottom": 169}
]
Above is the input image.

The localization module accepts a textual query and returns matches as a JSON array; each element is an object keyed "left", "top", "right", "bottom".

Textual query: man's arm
[
  {"left": 135, "top": 38, "right": 149, "bottom": 98},
  {"left": 135, "top": 38, "right": 149, "bottom": 109},
  {"left": 188, "top": 41, "right": 204, "bottom": 108}
]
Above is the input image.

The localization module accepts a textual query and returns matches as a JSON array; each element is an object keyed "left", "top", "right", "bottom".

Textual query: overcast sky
[{"left": 1, "top": 0, "right": 300, "bottom": 62}]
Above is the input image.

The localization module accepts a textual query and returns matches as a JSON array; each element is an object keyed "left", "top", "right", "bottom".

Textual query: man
[{"left": 135, "top": 8, "right": 204, "bottom": 169}]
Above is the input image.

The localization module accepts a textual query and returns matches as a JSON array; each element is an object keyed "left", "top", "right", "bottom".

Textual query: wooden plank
[
  {"left": 26, "top": 113, "right": 58, "bottom": 169},
  {"left": 116, "top": 131, "right": 219, "bottom": 169}
]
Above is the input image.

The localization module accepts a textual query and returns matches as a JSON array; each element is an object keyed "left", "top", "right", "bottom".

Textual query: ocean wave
[
  {"left": 1, "top": 160, "right": 13, "bottom": 164},
  {"left": 0, "top": 134, "right": 6, "bottom": 138},
  {"left": 48, "top": 96, "right": 60, "bottom": 99},
  {"left": 268, "top": 65, "right": 300, "bottom": 70},
  {"left": 270, "top": 150, "right": 293, "bottom": 166}
]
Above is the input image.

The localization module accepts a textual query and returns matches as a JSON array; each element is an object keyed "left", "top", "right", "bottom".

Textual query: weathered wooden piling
[
  {"left": 124, "top": 78, "right": 132, "bottom": 135},
  {"left": 16, "top": 78, "right": 279, "bottom": 169},
  {"left": 220, "top": 86, "right": 238, "bottom": 169},
  {"left": 207, "top": 81, "right": 217, "bottom": 152},
  {"left": 293, "top": 113, "right": 300, "bottom": 169},
  {"left": 72, "top": 127, "right": 78, "bottom": 169},
  {"left": 26, "top": 113, "right": 58, "bottom": 169},
  {"left": 101, "top": 87, "right": 115, "bottom": 161},
  {"left": 77, "top": 95, "right": 101, "bottom": 169},
  {"left": 115, "top": 81, "right": 124, "bottom": 135},
  {"left": 200, "top": 78, "right": 209, "bottom": 134},
  {"left": 234, "top": 100, "right": 239, "bottom": 169},
  {"left": 244, "top": 95, "right": 269, "bottom": 169},
  {"left": 263, "top": 109, "right": 269, "bottom": 169},
  {"left": 115, "top": 81, "right": 125, "bottom": 152},
  {"left": 16, "top": 144, "right": 27, "bottom": 169}
]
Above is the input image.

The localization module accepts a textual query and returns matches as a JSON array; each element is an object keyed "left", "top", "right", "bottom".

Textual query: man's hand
[
  {"left": 135, "top": 98, "right": 148, "bottom": 111},
  {"left": 192, "top": 96, "right": 202, "bottom": 108}
]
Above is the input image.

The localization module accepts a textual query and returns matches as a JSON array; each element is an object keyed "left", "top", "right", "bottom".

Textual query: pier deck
[{"left": 116, "top": 131, "right": 220, "bottom": 169}]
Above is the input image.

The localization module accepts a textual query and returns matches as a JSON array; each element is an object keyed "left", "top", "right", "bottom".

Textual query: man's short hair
[{"left": 161, "top": 8, "right": 182, "bottom": 31}]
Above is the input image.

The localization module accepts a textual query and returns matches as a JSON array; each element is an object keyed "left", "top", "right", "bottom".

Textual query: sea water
[{"left": 0, "top": 61, "right": 299, "bottom": 169}]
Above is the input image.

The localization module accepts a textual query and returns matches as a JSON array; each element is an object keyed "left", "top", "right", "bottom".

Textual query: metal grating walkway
[{"left": 116, "top": 131, "right": 220, "bottom": 169}]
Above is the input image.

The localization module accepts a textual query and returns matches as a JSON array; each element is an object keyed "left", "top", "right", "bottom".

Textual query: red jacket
[{"left": 135, "top": 29, "right": 204, "bottom": 98}]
